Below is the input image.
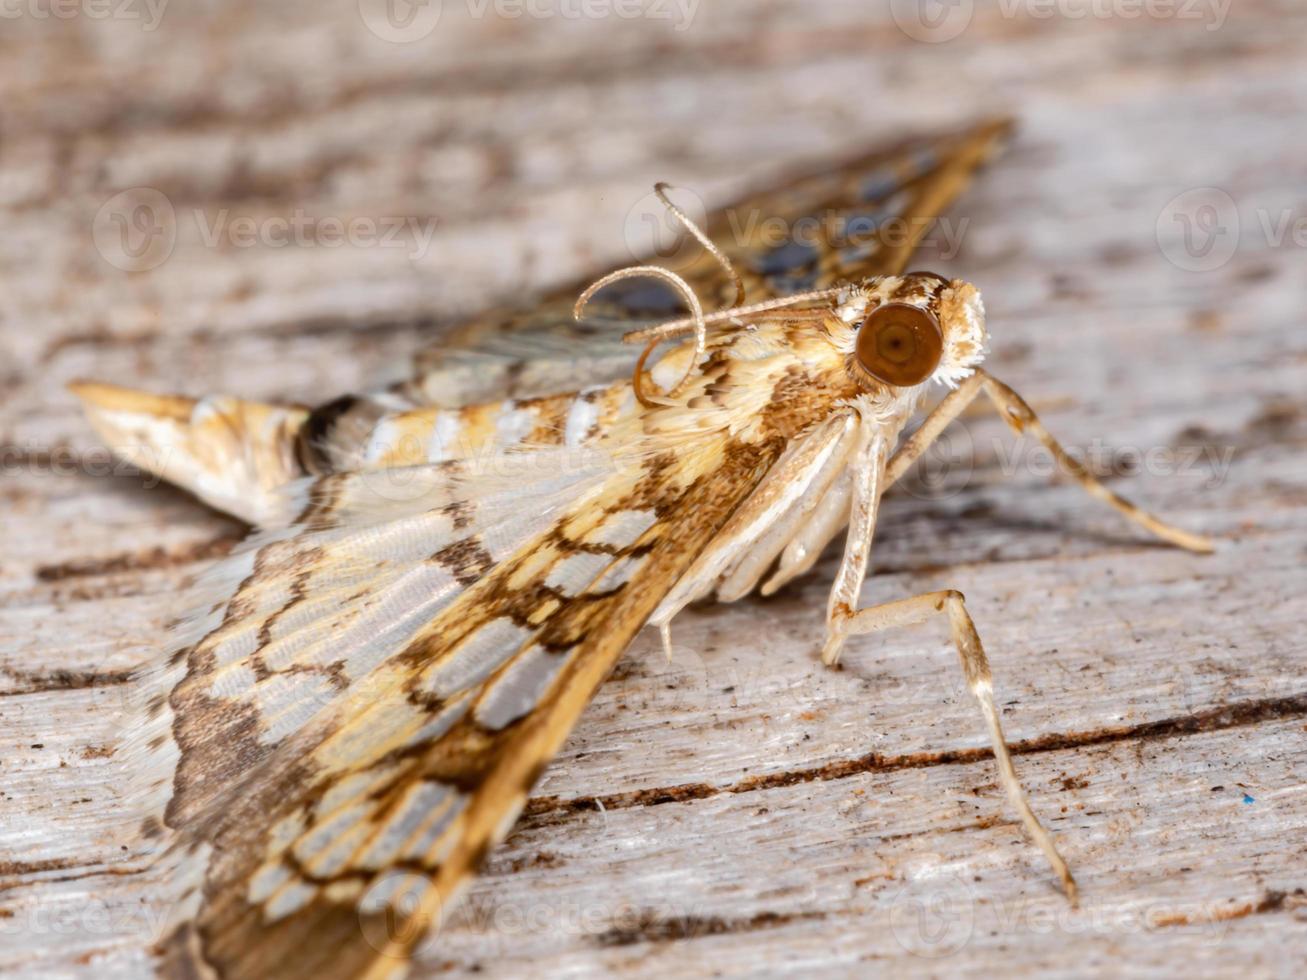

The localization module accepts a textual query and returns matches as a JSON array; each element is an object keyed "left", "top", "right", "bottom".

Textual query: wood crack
[
  {"left": 0, "top": 667, "right": 135, "bottom": 696},
  {"left": 591, "top": 908, "right": 827, "bottom": 947},
  {"left": 34, "top": 535, "right": 243, "bottom": 583},
  {"left": 525, "top": 691, "right": 1307, "bottom": 818}
]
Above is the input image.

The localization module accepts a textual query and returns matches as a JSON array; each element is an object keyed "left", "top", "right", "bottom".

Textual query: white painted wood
[{"left": 2, "top": 2, "right": 1305, "bottom": 976}]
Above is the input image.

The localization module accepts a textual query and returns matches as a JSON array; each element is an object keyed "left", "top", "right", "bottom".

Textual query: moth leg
[
  {"left": 650, "top": 412, "right": 858, "bottom": 654},
  {"left": 760, "top": 469, "right": 852, "bottom": 596},
  {"left": 883, "top": 373, "right": 985, "bottom": 488},
  {"left": 715, "top": 417, "right": 862, "bottom": 602},
  {"left": 832, "top": 588, "right": 1078, "bottom": 903},
  {"left": 819, "top": 432, "right": 886, "bottom": 667},
  {"left": 764, "top": 377, "right": 987, "bottom": 598},
  {"left": 886, "top": 370, "right": 1212, "bottom": 552},
  {"left": 975, "top": 372, "right": 1213, "bottom": 552}
]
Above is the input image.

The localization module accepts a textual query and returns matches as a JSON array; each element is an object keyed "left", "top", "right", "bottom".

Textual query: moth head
[{"left": 841, "top": 272, "right": 988, "bottom": 390}]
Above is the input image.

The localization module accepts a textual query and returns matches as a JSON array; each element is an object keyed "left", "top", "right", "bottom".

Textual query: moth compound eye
[{"left": 855, "top": 302, "right": 944, "bottom": 387}]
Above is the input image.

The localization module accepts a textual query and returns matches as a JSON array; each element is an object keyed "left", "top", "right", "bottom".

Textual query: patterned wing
[
  {"left": 403, "top": 117, "right": 1013, "bottom": 406},
  {"left": 70, "top": 119, "right": 1012, "bottom": 525},
  {"left": 146, "top": 436, "right": 784, "bottom": 979}
]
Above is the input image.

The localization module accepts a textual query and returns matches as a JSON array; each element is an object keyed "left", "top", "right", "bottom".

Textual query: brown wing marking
[{"left": 157, "top": 438, "right": 783, "bottom": 979}]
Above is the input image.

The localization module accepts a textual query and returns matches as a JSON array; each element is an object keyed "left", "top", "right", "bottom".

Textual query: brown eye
[{"left": 855, "top": 302, "right": 944, "bottom": 387}]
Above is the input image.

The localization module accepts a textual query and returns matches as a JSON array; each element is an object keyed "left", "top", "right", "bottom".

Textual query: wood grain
[{"left": 2, "top": 1, "right": 1306, "bottom": 976}]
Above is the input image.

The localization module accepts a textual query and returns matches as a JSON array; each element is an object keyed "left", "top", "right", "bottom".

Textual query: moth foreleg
[
  {"left": 819, "top": 432, "right": 886, "bottom": 667},
  {"left": 759, "top": 469, "right": 852, "bottom": 596},
  {"left": 887, "top": 370, "right": 1212, "bottom": 552},
  {"left": 650, "top": 411, "right": 856, "bottom": 651},
  {"left": 763, "top": 375, "right": 988, "bottom": 598},
  {"left": 883, "top": 372, "right": 985, "bottom": 487},
  {"left": 832, "top": 588, "right": 1078, "bottom": 903},
  {"left": 975, "top": 372, "right": 1214, "bottom": 553}
]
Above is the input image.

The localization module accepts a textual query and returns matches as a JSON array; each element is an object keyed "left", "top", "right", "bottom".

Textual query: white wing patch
[
  {"left": 543, "top": 551, "right": 613, "bottom": 595},
  {"left": 420, "top": 618, "right": 534, "bottom": 698},
  {"left": 474, "top": 644, "right": 574, "bottom": 731},
  {"left": 590, "top": 554, "right": 644, "bottom": 593},
  {"left": 564, "top": 387, "right": 604, "bottom": 447},
  {"left": 583, "top": 508, "right": 658, "bottom": 549},
  {"left": 494, "top": 401, "right": 538, "bottom": 444}
]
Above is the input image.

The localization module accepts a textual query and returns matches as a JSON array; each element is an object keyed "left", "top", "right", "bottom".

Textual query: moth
[{"left": 73, "top": 118, "right": 1212, "bottom": 979}]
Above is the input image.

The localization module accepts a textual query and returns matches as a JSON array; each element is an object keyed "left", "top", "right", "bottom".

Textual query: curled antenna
[
  {"left": 653, "top": 182, "right": 745, "bottom": 308},
  {"left": 621, "top": 287, "right": 848, "bottom": 345},
  {"left": 574, "top": 265, "right": 706, "bottom": 407},
  {"left": 573, "top": 183, "right": 852, "bottom": 407}
]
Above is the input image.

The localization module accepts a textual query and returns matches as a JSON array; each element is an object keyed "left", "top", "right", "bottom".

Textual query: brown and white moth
[{"left": 73, "top": 118, "right": 1212, "bottom": 979}]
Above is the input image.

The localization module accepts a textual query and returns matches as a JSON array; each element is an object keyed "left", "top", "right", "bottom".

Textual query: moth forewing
[{"left": 69, "top": 119, "right": 1016, "bottom": 517}]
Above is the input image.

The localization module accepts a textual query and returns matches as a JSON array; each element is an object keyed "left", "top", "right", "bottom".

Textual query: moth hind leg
[{"left": 829, "top": 588, "right": 1078, "bottom": 903}]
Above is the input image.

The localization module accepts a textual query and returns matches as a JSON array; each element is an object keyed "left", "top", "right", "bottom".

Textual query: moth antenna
[
  {"left": 575, "top": 181, "right": 746, "bottom": 406},
  {"left": 573, "top": 183, "right": 850, "bottom": 404},
  {"left": 622, "top": 288, "right": 850, "bottom": 345},
  {"left": 652, "top": 181, "right": 745, "bottom": 308},
  {"left": 575, "top": 264, "right": 707, "bottom": 406}
]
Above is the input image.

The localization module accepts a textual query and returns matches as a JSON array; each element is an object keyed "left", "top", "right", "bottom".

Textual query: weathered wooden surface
[{"left": 3, "top": 1, "right": 1306, "bottom": 976}]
